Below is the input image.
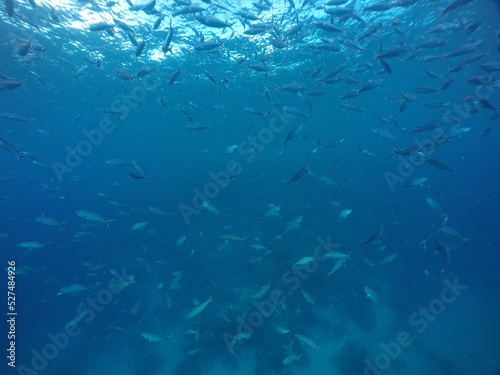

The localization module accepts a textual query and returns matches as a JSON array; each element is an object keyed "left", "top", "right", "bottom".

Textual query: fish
[
  {"left": 130, "top": 160, "right": 151, "bottom": 183},
  {"left": 365, "top": 286, "right": 385, "bottom": 307},
  {"left": 301, "top": 287, "right": 316, "bottom": 305},
  {"left": 434, "top": 239, "right": 450, "bottom": 276},
  {"left": 441, "top": 226, "right": 470, "bottom": 242},
  {"left": 0, "top": 80, "right": 26, "bottom": 91},
  {"left": 195, "top": 15, "right": 234, "bottom": 29},
  {"left": 169, "top": 66, "right": 182, "bottom": 86},
  {"left": 35, "top": 215, "right": 67, "bottom": 230},
  {"left": 148, "top": 206, "right": 175, "bottom": 221},
  {"left": 325, "top": 251, "right": 351, "bottom": 260},
  {"left": 274, "top": 82, "right": 306, "bottom": 95},
  {"left": 244, "top": 106, "right": 267, "bottom": 117},
  {"left": 376, "top": 46, "right": 407, "bottom": 60},
  {"left": 368, "top": 253, "right": 398, "bottom": 266},
  {"left": 16, "top": 241, "right": 52, "bottom": 249},
  {"left": 1, "top": 113, "right": 34, "bottom": 122},
  {"left": 202, "top": 201, "right": 226, "bottom": 220},
  {"left": 283, "top": 125, "right": 303, "bottom": 148},
  {"left": 251, "top": 281, "right": 271, "bottom": 299},
  {"left": 276, "top": 215, "right": 302, "bottom": 239},
  {"left": 339, "top": 209, "right": 352, "bottom": 219},
  {"left": 129, "top": 222, "right": 147, "bottom": 230},
  {"left": 357, "top": 146, "right": 381, "bottom": 159},
  {"left": 0, "top": 136, "right": 22, "bottom": 160},
  {"left": 426, "top": 159, "right": 456, "bottom": 174},
  {"left": 294, "top": 257, "right": 315, "bottom": 267},
  {"left": 194, "top": 40, "right": 226, "bottom": 51},
  {"left": 220, "top": 234, "right": 247, "bottom": 241},
  {"left": 184, "top": 295, "right": 213, "bottom": 319},
  {"left": 175, "top": 235, "right": 187, "bottom": 247},
  {"left": 259, "top": 204, "right": 281, "bottom": 222},
  {"left": 114, "top": 69, "right": 135, "bottom": 85},
  {"left": 327, "top": 257, "right": 348, "bottom": 276},
  {"left": 360, "top": 222, "right": 383, "bottom": 245},
  {"left": 162, "top": 18, "right": 174, "bottom": 53},
  {"left": 76, "top": 210, "right": 114, "bottom": 229},
  {"left": 283, "top": 354, "right": 302, "bottom": 365},
  {"left": 284, "top": 167, "right": 308, "bottom": 188},
  {"left": 438, "top": 0, "right": 475, "bottom": 22},
  {"left": 404, "top": 177, "right": 428, "bottom": 187},
  {"left": 141, "top": 332, "right": 173, "bottom": 343},
  {"left": 295, "top": 334, "right": 324, "bottom": 352},
  {"left": 426, "top": 197, "right": 443, "bottom": 213},
  {"left": 274, "top": 325, "right": 289, "bottom": 334},
  {"left": 57, "top": 284, "right": 93, "bottom": 296},
  {"left": 420, "top": 215, "right": 449, "bottom": 246}
]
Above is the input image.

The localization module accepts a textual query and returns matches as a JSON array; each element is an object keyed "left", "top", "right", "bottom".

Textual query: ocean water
[{"left": 1, "top": 0, "right": 500, "bottom": 374}]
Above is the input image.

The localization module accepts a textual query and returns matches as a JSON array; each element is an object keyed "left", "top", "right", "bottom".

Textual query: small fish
[
  {"left": 141, "top": 332, "right": 173, "bottom": 343},
  {"left": 76, "top": 210, "right": 114, "bottom": 229},
  {"left": 176, "top": 235, "right": 187, "bottom": 247},
  {"left": 114, "top": 69, "right": 135, "bottom": 85},
  {"left": 35, "top": 215, "right": 67, "bottom": 230},
  {"left": 274, "top": 325, "right": 290, "bottom": 334},
  {"left": 420, "top": 215, "right": 449, "bottom": 246},
  {"left": 202, "top": 201, "right": 226, "bottom": 220},
  {"left": 295, "top": 334, "right": 324, "bottom": 352},
  {"left": 129, "top": 221, "right": 148, "bottom": 230},
  {"left": 130, "top": 160, "right": 151, "bottom": 183},
  {"left": 251, "top": 281, "right": 271, "bottom": 299},
  {"left": 259, "top": 204, "right": 281, "bottom": 222},
  {"left": 294, "top": 257, "right": 315, "bottom": 267},
  {"left": 284, "top": 167, "right": 308, "bottom": 188},
  {"left": 368, "top": 253, "right": 398, "bottom": 266},
  {"left": 57, "top": 284, "right": 93, "bottom": 296},
  {"left": 434, "top": 239, "right": 450, "bottom": 276},
  {"left": 220, "top": 234, "right": 247, "bottom": 241},
  {"left": 274, "top": 82, "right": 306, "bottom": 95},
  {"left": 327, "top": 257, "right": 348, "bottom": 276},
  {"left": 325, "top": 251, "right": 351, "bottom": 260},
  {"left": 16, "top": 241, "right": 52, "bottom": 249},
  {"left": 339, "top": 209, "right": 352, "bottom": 219},
  {"left": 426, "top": 197, "right": 442, "bottom": 213},
  {"left": 301, "top": 287, "right": 316, "bottom": 305},
  {"left": 148, "top": 206, "right": 175, "bottom": 221},
  {"left": 441, "top": 226, "right": 470, "bottom": 242},
  {"left": 283, "top": 354, "right": 302, "bottom": 365},
  {"left": 185, "top": 295, "right": 213, "bottom": 319},
  {"left": 404, "top": 177, "right": 428, "bottom": 187},
  {"left": 1, "top": 113, "right": 34, "bottom": 122},
  {"left": 426, "top": 159, "right": 456, "bottom": 174},
  {"left": 365, "top": 286, "right": 385, "bottom": 307},
  {"left": 105, "top": 159, "right": 132, "bottom": 167},
  {"left": 276, "top": 215, "right": 302, "bottom": 239}
]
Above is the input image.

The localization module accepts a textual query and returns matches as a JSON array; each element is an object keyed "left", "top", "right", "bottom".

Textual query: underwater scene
[{"left": 1, "top": 0, "right": 500, "bottom": 374}]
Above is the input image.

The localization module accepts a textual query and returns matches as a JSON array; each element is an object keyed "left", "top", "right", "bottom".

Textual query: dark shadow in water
[
  {"left": 331, "top": 340, "right": 369, "bottom": 375},
  {"left": 132, "top": 350, "right": 165, "bottom": 375},
  {"left": 413, "top": 339, "right": 465, "bottom": 375}
]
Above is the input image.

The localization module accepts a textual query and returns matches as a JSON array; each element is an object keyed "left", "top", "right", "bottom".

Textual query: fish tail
[{"left": 106, "top": 219, "right": 115, "bottom": 229}]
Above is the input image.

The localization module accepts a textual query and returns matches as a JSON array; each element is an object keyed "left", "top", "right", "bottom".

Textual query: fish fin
[{"left": 106, "top": 219, "right": 115, "bottom": 229}]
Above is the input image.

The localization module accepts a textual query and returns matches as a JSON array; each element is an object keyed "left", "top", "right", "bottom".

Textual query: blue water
[{"left": 1, "top": 0, "right": 500, "bottom": 374}]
